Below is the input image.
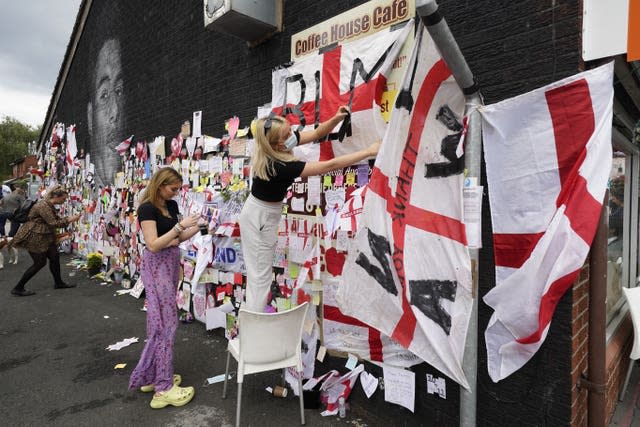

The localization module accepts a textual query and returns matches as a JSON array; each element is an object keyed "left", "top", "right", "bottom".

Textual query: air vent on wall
[{"left": 204, "top": 0, "right": 282, "bottom": 46}]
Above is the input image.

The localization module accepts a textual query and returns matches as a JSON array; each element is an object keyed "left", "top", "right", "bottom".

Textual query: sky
[{"left": 0, "top": 1, "right": 82, "bottom": 128}]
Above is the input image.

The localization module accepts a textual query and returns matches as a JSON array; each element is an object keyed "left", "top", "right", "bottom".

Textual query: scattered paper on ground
[{"left": 106, "top": 337, "right": 139, "bottom": 351}]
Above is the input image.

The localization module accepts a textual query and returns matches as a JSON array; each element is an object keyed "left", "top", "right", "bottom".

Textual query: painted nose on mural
[{"left": 108, "top": 96, "right": 120, "bottom": 124}]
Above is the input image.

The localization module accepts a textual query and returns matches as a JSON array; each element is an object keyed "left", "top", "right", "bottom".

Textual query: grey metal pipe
[
  {"left": 415, "top": 1, "right": 482, "bottom": 426},
  {"left": 460, "top": 93, "right": 482, "bottom": 427},
  {"left": 416, "top": 0, "right": 477, "bottom": 92}
]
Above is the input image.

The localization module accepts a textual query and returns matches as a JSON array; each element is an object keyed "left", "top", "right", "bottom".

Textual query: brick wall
[
  {"left": 49, "top": 0, "right": 588, "bottom": 424},
  {"left": 605, "top": 316, "right": 632, "bottom": 422},
  {"left": 11, "top": 155, "right": 37, "bottom": 179},
  {"left": 438, "top": 0, "right": 582, "bottom": 424},
  {"left": 571, "top": 263, "right": 590, "bottom": 426}
]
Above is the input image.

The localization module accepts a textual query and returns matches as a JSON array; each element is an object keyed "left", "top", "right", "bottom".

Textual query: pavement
[
  {"left": 611, "top": 361, "right": 640, "bottom": 427},
  {"left": 0, "top": 250, "right": 385, "bottom": 427},
  {"left": 9, "top": 246, "right": 638, "bottom": 426}
]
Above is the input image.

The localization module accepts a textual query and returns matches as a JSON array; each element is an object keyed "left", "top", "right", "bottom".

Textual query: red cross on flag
[
  {"left": 337, "top": 24, "right": 473, "bottom": 388},
  {"left": 482, "top": 62, "right": 613, "bottom": 382},
  {"left": 271, "top": 19, "right": 413, "bottom": 161}
]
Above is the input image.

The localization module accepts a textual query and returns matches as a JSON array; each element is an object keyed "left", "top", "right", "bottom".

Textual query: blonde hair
[
  {"left": 45, "top": 184, "right": 68, "bottom": 200},
  {"left": 251, "top": 116, "right": 297, "bottom": 180},
  {"left": 139, "top": 167, "right": 182, "bottom": 217}
]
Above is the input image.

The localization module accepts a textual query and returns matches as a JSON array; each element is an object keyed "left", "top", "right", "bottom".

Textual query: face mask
[{"left": 284, "top": 132, "right": 298, "bottom": 151}]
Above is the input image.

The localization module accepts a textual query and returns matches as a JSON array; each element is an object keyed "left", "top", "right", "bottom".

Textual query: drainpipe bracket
[{"left": 577, "top": 373, "right": 606, "bottom": 394}]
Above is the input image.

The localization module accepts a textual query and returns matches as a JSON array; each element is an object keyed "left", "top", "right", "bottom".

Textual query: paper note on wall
[{"left": 383, "top": 365, "right": 415, "bottom": 412}]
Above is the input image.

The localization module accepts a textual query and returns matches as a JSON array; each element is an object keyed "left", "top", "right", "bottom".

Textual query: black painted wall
[{"left": 50, "top": 1, "right": 583, "bottom": 425}]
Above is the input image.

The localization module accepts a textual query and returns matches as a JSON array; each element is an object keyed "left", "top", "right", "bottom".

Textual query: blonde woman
[
  {"left": 11, "top": 185, "right": 81, "bottom": 296},
  {"left": 128, "top": 167, "right": 201, "bottom": 409},
  {"left": 240, "top": 107, "right": 380, "bottom": 312}
]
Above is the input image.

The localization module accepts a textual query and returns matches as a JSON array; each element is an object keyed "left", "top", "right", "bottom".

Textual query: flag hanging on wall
[
  {"left": 66, "top": 125, "right": 77, "bottom": 176},
  {"left": 481, "top": 62, "right": 614, "bottom": 382},
  {"left": 271, "top": 19, "right": 413, "bottom": 161},
  {"left": 337, "top": 23, "right": 472, "bottom": 388}
]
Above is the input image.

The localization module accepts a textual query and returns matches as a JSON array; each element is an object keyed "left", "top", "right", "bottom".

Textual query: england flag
[{"left": 481, "top": 62, "right": 613, "bottom": 382}]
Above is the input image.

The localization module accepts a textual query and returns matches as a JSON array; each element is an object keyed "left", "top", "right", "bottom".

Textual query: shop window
[{"left": 607, "top": 146, "right": 640, "bottom": 323}]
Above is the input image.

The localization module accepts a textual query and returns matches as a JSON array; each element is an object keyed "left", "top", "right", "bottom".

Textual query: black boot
[
  {"left": 54, "top": 282, "right": 76, "bottom": 289},
  {"left": 11, "top": 288, "right": 35, "bottom": 296}
]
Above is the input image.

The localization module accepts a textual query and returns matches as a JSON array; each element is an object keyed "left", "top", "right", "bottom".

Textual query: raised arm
[
  {"left": 38, "top": 203, "right": 72, "bottom": 228},
  {"left": 300, "top": 141, "right": 380, "bottom": 178},
  {"left": 298, "top": 106, "right": 350, "bottom": 145}
]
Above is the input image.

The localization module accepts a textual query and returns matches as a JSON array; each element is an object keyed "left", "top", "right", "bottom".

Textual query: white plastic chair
[
  {"left": 222, "top": 302, "right": 309, "bottom": 426},
  {"left": 620, "top": 287, "right": 640, "bottom": 400}
]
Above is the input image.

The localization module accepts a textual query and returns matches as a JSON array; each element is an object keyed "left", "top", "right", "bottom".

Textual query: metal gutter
[{"left": 415, "top": 1, "right": 482, "bottom": 425}]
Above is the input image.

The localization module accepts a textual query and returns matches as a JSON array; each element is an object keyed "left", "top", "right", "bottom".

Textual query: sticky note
[
  {"left": 114, "top": 363, "right": 127, "bottom": 369},
  {"left": 276, "top": 297, "right": 291, "bottom": 312},
  {"left": 304, "top": 317, "right": 315, "bottom": 334},
  {"left": 317, "top": 345, "right": 327, "bottom": 362},
  {"left": 311, "top": 280, "right": 323, "bottom": 292},
  {"left": 323, "top": 175, "right": 332, "bottom": 187},
  {"left": 334, "top": 174, "right": 344, "bottom": 186},
  {"left": 357, "top": 164, "right": 369, "bottom": 186},
  {"left": 289, "top": 263, "right": 300, "bottom": 279},
  {"left": 346, "top": 172, "right": 356, "bottom": 185},
  {"left": 345, "top": 353, "right": 358, "bottom": 370}
]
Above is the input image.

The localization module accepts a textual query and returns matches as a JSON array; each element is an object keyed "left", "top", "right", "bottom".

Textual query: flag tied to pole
[
  {"left": 337, "top": 23, "right": 472, "bottom": 388},
  {"left": 481, "top": 62, "right": 614, "bottom": 382}
]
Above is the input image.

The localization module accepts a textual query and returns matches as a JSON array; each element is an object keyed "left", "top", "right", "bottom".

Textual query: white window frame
[{"left": 606, "top": 127, "right": 639, "bottom": 339}]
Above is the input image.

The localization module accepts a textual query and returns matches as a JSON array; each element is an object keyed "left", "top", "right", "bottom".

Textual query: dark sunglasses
[
  {"left": 263, "top": 116, "right": 282, "bottom": 136},
  {"left": 263, "top": 118, "right": 273, "bottom": 134}
]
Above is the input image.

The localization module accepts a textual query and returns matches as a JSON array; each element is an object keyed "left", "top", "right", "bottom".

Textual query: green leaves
[{"left": 0, "top": 116, "right": 39, "bottom": 180}]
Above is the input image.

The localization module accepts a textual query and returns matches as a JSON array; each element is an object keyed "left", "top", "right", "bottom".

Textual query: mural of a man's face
[{"left": 88, "top": 38, "right": 124, "bottom": 186}]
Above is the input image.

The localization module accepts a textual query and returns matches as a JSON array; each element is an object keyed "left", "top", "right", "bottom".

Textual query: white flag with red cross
[
  {"left": 481, "top": 62, "right": 613, "bottom": 382},
  {"left": 337, "top": 23, "right": 472, "bottom": 388},
  {"left": 271, "top": 19, "right": 413, "bottom": 161}
]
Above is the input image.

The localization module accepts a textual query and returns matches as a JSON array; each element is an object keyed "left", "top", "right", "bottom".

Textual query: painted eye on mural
[
  {"left": 114, "top": 82, "right": 124, "bottom": 98},
  {"left": 205, "top": 0, "right": 226, "bottom": 18}
]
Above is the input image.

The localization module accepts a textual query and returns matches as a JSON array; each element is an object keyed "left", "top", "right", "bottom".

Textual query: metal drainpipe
[
  {"left": 584, "top": 192, "right": 608, "bottom": 426},
  {"left": 415, "top": 1, "right": 482, "bottom": 426}
]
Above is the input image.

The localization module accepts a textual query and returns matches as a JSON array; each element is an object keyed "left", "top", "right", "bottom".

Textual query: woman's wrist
[{"left": 173, "top": 223, "right": 185, "bottom": 234}]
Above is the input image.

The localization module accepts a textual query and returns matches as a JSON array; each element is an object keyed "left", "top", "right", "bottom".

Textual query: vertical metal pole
[
  {"left": 415, "top": 1, "right": 482, "bottom": 426},
  {"left": 587, "top": 192, "right": 608, "bottom": 426}
]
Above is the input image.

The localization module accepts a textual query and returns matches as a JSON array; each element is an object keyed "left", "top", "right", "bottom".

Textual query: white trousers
[{"left": 238, "top": 194, "right": 282, "bottom": 312}]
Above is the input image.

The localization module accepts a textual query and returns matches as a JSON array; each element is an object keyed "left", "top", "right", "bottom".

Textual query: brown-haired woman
[
  {"left": 239, "top": 107, "right": 380, "bottom": 312},
  {"left": 128, "top": 167, "right": 202, "bottom": 409},
  {"left": 10, "top": 185, "right": 81, "bottom": 296}
]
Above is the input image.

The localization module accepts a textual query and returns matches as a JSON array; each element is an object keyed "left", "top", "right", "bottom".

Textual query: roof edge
[{"left": 38, "top": 0, "right": 93, "bottom": 152}]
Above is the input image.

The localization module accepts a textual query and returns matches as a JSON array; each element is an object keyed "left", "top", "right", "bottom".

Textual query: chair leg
[
  {"left": 236, "top": 381, "right": 242, "bottom": 427},
  {"left": 222, "top": 351, "right": 231, "bottom": 399},
  {"left": 619, "top": 359, "right": 635, "bottom": 401},
  {"left": 297, "top": 372, "right": 305, "bottom": 425}
]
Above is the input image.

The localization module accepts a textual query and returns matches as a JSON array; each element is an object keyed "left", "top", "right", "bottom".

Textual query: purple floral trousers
[{"left": 128, "top": 246, "right": 180, "bottom": 392}]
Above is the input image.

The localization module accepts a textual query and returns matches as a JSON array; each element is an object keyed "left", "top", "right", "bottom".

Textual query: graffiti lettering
[
  {"left": 356, "top": 228, "right": 397, "bottom": 295},
  {"left": 425, "top": 105, "right": 464, "bottom": 178},
  {"left": 282, "top": 73, "right": 309, "bottom": 127},
  {"left": 408, "top": 279, "right": 457, "bottom": 335}
]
